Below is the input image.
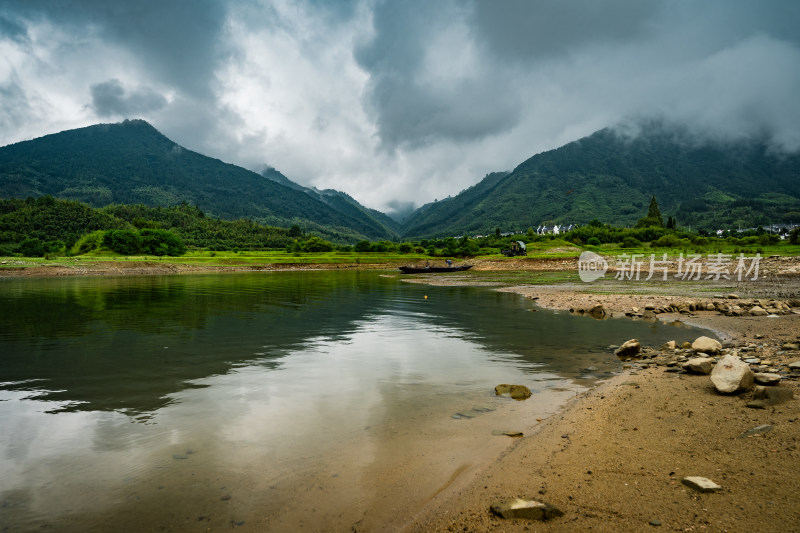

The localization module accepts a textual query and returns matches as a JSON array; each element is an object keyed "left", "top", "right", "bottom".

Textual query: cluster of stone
[
  {"left": 569, "top": 298, "right": 800, "bottom": 320},
  {"left": 612, "top": 335, "right": 800, "bottom": 401},
  {"left": 489, "top": 330, "right": 798, "bottom": 524},
  {"left": 568, "top": 304, "right": 608, "bottom": 318},
  {"left": 621, "top": 297, "right": 800, "bottom": 318}
]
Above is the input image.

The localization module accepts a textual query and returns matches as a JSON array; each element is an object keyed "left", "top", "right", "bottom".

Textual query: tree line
[
  {"left": 1, "top": 195, "right": 795, "bottom": 258},
  {"left": 0, "top": 197, "right": 296, "bottom": 257}
]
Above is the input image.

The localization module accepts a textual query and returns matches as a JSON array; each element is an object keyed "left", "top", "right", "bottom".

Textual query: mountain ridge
[
  {"left": 2, "top": 120, "right": 798, "bottom": 242},
  {"left": 398, "top": 127, "right": 800, "bottom": 237},
  {"left": 259, "top": 167, "right": 400, "bottom": 235},
  {"left": 0, "top": 120, "right": 396, "bottom": 242}
]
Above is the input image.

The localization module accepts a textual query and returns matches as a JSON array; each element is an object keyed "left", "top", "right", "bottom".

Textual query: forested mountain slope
[
  {"left": 0, "top": 120, "right": 396, "bottom": 242},
  {"left": 400, "top": 127, "right": 800, "bottom": 238}
]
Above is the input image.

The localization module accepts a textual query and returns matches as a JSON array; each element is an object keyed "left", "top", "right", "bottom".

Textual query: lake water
[{"left": 0, "top": 271, "right": 711, "bottom": 532}]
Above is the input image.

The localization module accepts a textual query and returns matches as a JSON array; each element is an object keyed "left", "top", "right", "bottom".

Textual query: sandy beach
[{"left": 3, "top": 258, "right": 799, "bottom": 532}]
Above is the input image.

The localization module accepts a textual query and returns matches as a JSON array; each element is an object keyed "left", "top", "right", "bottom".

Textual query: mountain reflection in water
[{"left": 0, "top": 271, "right": 695, "bottom": 419}]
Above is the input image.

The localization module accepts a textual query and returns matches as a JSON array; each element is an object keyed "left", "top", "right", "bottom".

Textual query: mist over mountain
[
  {"left": 1, "top": 119, "right": 798, "bottom": 243},
  {"left": 399, "top": 125, "right": 800, "bottom": 238}
]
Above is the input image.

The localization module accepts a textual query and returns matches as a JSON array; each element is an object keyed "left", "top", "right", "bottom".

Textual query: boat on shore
[{"left": 398, "top": 264, "right": 473, "bottom": 274}]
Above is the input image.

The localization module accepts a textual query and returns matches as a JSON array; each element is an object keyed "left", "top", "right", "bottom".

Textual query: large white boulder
[{"left": 710, "top": 354, "right": 754, "bottom": 394}]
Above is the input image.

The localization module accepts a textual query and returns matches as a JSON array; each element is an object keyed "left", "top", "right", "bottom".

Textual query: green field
[
  {"left": 3, "top": 239, "right": 798, "bottom": 272},
  {"left": 0, "top": 250, "right": 435, "bottom": 269}
]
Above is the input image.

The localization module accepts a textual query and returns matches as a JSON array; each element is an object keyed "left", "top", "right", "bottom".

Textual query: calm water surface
[{"left": 0, "top": 271, "right": 712, "bottom": 532}]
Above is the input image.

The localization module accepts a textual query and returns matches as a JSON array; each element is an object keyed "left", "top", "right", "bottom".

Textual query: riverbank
[
  {"left": 0, "top": 258, "right": 380, "bottom": 276},
  {"left": 400, "top": 280, "right": 800, "bottom": 532}
]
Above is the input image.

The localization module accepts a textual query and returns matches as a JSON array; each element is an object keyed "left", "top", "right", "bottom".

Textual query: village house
[{"left": 536, "top": 224, "right": 577, "bottom": 235}]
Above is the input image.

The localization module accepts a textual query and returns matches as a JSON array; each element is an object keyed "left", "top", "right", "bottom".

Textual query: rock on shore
[
  {"left": 614, "top": 339, "right": 641, "bottom": 358},
  {"left": 682, "top": 357, "right": 715, "bottom": 375},
  {"left": 490, "top": 499, "right": 564, "bottom": 520},
  {"left": 691, "top": 336, "right": 722, "bottom": 354},
  {"left": 682, "top": 476, "right": 722, "bottom": 493},
  {"left": 710, "top": 354, "right": 754, "bottom": 393}
]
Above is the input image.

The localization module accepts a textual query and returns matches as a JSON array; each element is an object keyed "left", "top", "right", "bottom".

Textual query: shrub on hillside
[
  {"left": 302, "top": 236, "right": 334, "bottom": 252},
  {"left": 103, "top": 229, "right": 142, "bottom": 255},
  {"left": 139, "top": 229, "right": 186, "bottom": 256},
  {"left": 18, "top": 237, "right": 44, "bottom": 257},
  {"left": 651, "top": 234, "right": 681, "bottom": 248},
  {"left": 70, "top": 230, "right": 106, "bottom": 255},
  {"left": 620, "top": 236, "right": 642, "bottom": 248}
]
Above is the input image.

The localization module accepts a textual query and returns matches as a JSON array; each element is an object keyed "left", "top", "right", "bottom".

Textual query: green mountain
[
  {"left": 259, "top": 167, "right": 400, "bottom": 235},
  {"left": 400, "top": 172, "right": 510, "bottom": 237},
  {"left": 400, "top": 126, "right": 800, "bottom": 237},
  {"left": 0, "top": 120, "right": 396, "bottom": 242},
  {"left": 4, "top": 120, "right": 798, "bottom": 244}
]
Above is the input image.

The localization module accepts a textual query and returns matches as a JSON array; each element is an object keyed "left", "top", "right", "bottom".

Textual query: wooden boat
[{"left": 398, "top": 265, "right": 473, "bottom": 274}]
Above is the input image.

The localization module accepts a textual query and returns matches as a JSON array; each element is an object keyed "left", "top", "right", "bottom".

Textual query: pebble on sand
[
  {"left": 490, "top": 499, "right": 564, "bottom": 520},
  {"left": 682, "top": 476, "right": 722, "bottom": 493},
  {"left": 495, "top": 384, "right": 532, "bottom": 400}
]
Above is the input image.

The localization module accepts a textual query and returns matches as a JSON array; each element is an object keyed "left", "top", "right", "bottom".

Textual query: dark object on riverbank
[
  {"left": 501, "top": 241, "right": 527, "bottom": 257},
  {"left": 398, "top": 265, "right": 473, "bottom": 274}
]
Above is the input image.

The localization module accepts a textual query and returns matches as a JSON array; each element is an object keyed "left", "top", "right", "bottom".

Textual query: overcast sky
[{"left": 1, "top": 1, "right": 798, "bottom": 215}]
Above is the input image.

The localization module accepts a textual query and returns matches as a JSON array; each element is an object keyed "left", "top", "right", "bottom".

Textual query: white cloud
[
  {"left": 212, "top": 3, "right": 379, "bottom": 181},
  {"left": 1, "top": 0, "right": 798, "bottom": 215}
]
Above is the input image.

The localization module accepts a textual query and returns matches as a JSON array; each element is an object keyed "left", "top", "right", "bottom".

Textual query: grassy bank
[{"left": 2, "top": 240, "right": 798, "bottom": 278}]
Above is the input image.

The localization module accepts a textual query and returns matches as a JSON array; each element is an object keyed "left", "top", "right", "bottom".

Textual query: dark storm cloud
[
  {"left": 90, "top": 79, "right": 168, "bottom": 117},
  {"left": 354, "top": 0, "right": 657, "bottom": 150},
  {"left": 357, "top": 0, "right": 800, "bottom": 155},
  {"left": 0, "top": 13, "right": 28, "bottom": 43},
  {"left": 660, "top": 0, "right": 800, "bottom": 46},
  {"left": 471, "top": 0, "right": 659, "bottom": 62},
  {"left": 306, "top": 0, "right": 359, "bottom": 20},
  {"left": 4, "top": 0, "right": 226, "bottom": 98},
  {"left": 2, "top": 0, "right": 799, "bottom": 210},
  {"left": 355, "top": 0, "right": 520, "bottom": 149},
  {"left": 352, "top": 0, "right": 657, "bottom": 150}
]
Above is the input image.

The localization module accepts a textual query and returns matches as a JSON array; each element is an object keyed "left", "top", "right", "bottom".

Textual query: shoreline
[
  {"left": 401, "top": 281, "right": 800, "bottom": 532},
  {"left": 4, "top": 259, "right": 799, "bottom": 531}
]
